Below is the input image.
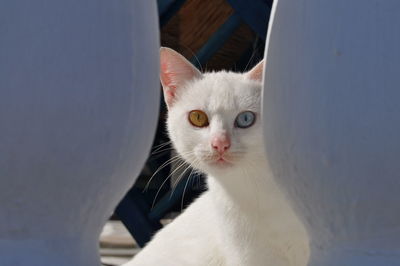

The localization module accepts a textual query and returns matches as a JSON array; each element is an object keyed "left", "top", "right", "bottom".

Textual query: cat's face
[{"left": 160, "top": 47, "right": 264, "bottom": 176}]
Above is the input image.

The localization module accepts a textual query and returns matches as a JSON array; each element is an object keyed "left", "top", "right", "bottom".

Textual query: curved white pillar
[
  {"left": 0, "top": 1, "right": 159, "bottom": 265},
  {"left": 263, "top": 0, "right": 400, "bottom": 265}
]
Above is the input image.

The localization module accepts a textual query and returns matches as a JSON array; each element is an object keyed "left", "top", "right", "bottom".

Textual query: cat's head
[{"left": 160, "top": 47, "right": 264, "bottom": 176}]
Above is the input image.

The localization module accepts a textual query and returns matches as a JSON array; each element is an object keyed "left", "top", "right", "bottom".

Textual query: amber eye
[{"left": 188, "top": 110, "right": 209, "bottom": 127}]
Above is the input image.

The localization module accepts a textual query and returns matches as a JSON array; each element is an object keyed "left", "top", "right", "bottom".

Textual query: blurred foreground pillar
[
  {"left": 0, "top": 1, "right": 159, "bottom": 265},
  {"left": 263, "top": 0, "right": 400, "bottom": 265}
]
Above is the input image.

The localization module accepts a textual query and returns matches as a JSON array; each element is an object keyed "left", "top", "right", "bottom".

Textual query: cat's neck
[{"left": 206, "top": 160, "right": 289, "bottom": 215}]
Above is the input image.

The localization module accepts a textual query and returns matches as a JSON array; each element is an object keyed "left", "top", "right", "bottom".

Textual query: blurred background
[{"left": 100, "top": 0, "right": 272, "bottom": 264}]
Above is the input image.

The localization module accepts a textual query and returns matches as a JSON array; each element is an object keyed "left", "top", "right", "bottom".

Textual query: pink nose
[{"left": 211, "top": 134, "right": 231, "bottom": 154}]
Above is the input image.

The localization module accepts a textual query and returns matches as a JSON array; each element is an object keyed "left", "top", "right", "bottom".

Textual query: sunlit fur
[
  {"left": 168, "top": 71, "right": 264, "bottom": 178},
  {"left": 124, "top": 50, "right": 309, "bottom": 266}
]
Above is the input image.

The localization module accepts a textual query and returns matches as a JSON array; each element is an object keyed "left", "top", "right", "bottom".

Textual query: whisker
[
  {"left": 181, "top": 167, "right": 195, "bottom": 211},
  {"left": 151, "top": 141, "right": 172, "bottom": 152},
  {"left": 152, "top": 140, "right": 171, "bottom": 149},
  {"left": 169, "top": 163, "right": 193, "bottom": 200},
  {"left": 170, "top": 156, "right": 200, "bottom": 193},
  {"left": 151, "top": 160, "right": 188, "bottom": 209},
  {"left": 143, "top": 154, "right": 184, "bottom": 192},
  {"left": 151, "top": 147, "right": 175, "bottom": 156}
]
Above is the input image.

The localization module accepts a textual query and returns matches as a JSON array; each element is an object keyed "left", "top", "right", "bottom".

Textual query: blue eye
[{"left": 235, "top": 111, "right": 256, "bottom": 128}]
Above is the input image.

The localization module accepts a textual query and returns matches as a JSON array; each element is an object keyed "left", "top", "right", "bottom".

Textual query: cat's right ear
[{"left": 160, "top": 47, "right": 201, "bottom": 108}]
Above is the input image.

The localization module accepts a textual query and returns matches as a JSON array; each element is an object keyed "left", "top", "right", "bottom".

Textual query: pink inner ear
[
  {"left": 247, "top": 60, "right": 264, "bottom": 82},
  {"left": 160, "top": 61, "right": 179, "bottom": 106},
  {"left": 160, "top": 61, "right": 174, "bottom": 88},
  {"left": 160, "top": 47, "right": 201, "bottom": 107}
]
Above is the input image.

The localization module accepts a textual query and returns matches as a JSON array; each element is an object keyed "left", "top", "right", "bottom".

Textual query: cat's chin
[
  {"left": 200, "top": 158, "right": 237, "bottom": 173},
  {"left": 210, "top": 159, "right": 234, "bottom": 168}
]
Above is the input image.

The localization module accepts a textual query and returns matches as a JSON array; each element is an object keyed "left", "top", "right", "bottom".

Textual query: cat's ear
[
  {"left": 160, "top": 47, "right": 201, "bottom": 108},
  {"left": 246, "top": 60, "right": 264, "bottom": 82}
]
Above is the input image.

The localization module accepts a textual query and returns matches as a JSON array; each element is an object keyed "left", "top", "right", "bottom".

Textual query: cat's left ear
[{"left": 246, "top": 60, "right": 264, "bottom": 82}]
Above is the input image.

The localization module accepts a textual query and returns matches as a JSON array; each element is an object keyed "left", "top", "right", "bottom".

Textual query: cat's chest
[
  {"left": 210, "top": 198, "right": 308, "bottom": 266},
  {"left": 209, "top": 188, "right": 272, "bottom": 236},
  {"left": 208, "top": 179, "right": 304, "bottom": 243}
]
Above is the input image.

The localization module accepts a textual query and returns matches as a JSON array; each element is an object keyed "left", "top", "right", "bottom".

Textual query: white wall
[
  {"left": 263, "top": 0, "right": 400, "bottom": 265},
  {"left": 0, "top": 1, "right": 160, "bottom": 265}
]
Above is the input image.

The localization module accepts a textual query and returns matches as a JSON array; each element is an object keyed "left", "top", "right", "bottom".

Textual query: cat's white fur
[{"left": 123, "top": 48, "right": 309, "bottom": 266}]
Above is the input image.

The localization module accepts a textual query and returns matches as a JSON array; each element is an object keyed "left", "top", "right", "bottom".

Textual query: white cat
[{"left": 123, "top": 47, "right": 309, "bottom": 266}]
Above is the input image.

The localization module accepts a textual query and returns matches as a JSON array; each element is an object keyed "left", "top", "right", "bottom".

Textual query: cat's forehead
[{"left": 178, "top": 71, "right": 261, "bottom": 112}]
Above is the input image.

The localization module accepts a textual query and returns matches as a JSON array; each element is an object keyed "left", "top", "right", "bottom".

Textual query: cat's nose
[{"left": 211, "top": 134, "right": 231, "bottom": 154}]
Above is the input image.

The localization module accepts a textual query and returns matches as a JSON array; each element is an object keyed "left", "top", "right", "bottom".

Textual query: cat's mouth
[
  {"left": 216, "top": 157, "right": 226, "bottom": 163},
  {"left": 208, "top": 155, "right": 234, "bottom": 167},
  {"left": 195, "top": 150, "right": 239, "bottom": 168}
]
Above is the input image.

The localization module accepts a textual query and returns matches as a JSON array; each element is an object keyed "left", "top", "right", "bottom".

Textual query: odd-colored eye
[
  {"left": 189, "top": 110, "right": 209, "bottom": 127},
  {"left": 235, "top": 111, "right": 256, "bottom": 128}
]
